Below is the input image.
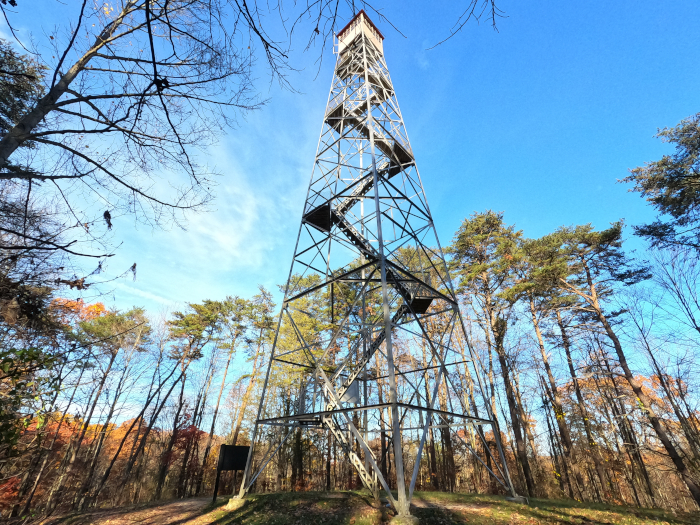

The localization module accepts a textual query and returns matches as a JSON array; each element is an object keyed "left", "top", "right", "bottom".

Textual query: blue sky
[{"left": 5, "top": 1, "right": 700, "bottom": 314}]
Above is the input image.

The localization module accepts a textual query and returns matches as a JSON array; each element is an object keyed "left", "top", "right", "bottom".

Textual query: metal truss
[{"left": 238, "top": 10, "right": 518, "bottom": 517}]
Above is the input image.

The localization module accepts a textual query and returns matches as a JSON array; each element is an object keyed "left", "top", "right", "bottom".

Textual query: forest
[
  {"left": 1, "top": 0, "right": 700, "bottom": 522},
  {"left": 4, "top": 155, "right": 700, "bottom": 515}
]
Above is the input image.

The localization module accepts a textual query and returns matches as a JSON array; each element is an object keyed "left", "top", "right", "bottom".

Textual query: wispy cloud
[
  {"left": 103, "top": 91, "right": 321, "bottom": 313},
  {"left": 416, "top": 40, "right": 430, "bottom": 71},
  {"left": 111, "top": 282, "right": 175, "bottom": 307}
]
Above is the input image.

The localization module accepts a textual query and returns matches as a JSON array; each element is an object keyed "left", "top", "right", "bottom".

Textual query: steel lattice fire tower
[{"left": 238, "top": 11, "right": 519, "bottom": 518}]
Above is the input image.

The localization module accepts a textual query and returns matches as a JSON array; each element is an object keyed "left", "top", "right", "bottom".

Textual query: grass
[
  {"left": 200, "top": 491, "right": 699, "bottom": 525},
  {"left": 203, "top": 491, "right": 386, "bottom": 525},
  {"left": 31, "top": 490, "right": 699, "bottom": 525},
  {"left": 408, "top": 492, "right": 697, "bottom": 525}
]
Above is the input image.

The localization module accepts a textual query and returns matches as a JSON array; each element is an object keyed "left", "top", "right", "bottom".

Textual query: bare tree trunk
[
  {"left": 513, "top": 369, "right": 539, "bottom": 467},
  {"left": 598, "top": 357, "right": 657, "bottom": 507},
  {"left": 91, "top": 358, "right": 182, "bottom": 504},
  {"left": 556, "top": 311, "right": 612, "bottom": 500},
  {"left": 564, "top": 264, "right": 700, "bottom": 506},
  {"left": 45, "top": 351, "right": 117, "bottom": 512},
  {"left": 376, "top": 357, "right": 388, "bottom": 482},
  {"left": 230, "top": 349, "right": 263, "bottom": 445},
  {"left": 177, "top": 356, "right": 215, "bottom": 498},
  {"left": 494, "top": 341, "right": 535, "bottom": 497},
  {"left": 528, "top": 299, "right": 584, "bottom": 493},
  {"left": 291, "top": 427, "right": 302, "bottom": 491},
  {"left": 353, "top": 412, "right": 361, "bottom": 489},
  {"left": 197, "top": 339, "right": 238, "bottom": 495},
  {"left": 333, "top": 435, "right": 337, "bottom": 490},
  {"left": 541, "top": 383, "right": 569, "bottom": 498},
  {"left": 438, "top": 381, "right": 456, "bottom": 492},
  {"left": 325, "top": 431, "right": 332, "bottom": 491},
  {"left": 643, "top": 334, "right": 700, "bottom": 466},
  {"left": 419, "top": 348, "right": 440, "bottom": 491},
  {"left": 455, "top": 333, "right": 485, "bottom": 493},
  {"left": 155, "top": 375, "right": 187, "bottom": 500},
  {"left": 14, "top": 361, "right": 86, "bottom": 517},
  {"left": 176, "top": 432, "right": 195, "bottom": 499},
  {"left": 75, "top": 370, "right": 126, "bottom": 510},
  {"left": 603, "top": 324, "right": 700, "bottom": 505}
]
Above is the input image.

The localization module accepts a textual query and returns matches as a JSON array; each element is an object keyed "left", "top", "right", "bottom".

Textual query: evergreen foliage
[{"left": 625, "top": 113, "right": 700, "bottom": 249}]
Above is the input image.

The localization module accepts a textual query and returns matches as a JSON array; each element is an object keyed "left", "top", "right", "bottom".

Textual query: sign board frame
[{"left": 213, "top": 444, "right": 250, "bottom": 502}]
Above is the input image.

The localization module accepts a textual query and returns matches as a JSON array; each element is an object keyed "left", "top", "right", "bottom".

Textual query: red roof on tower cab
[{"left": 336, "top": 10, "right": 384, "bottom": 41}]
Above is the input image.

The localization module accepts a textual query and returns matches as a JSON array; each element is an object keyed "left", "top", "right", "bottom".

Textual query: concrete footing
[
  {"left": 506, "top": 495, "right": 529, "bottom": 505},
  {"left": 225, "top": 497, "right": 247, "bottom": 511},
  {"left": 390, "top": 515, "right": 420, "bottom": 525}
]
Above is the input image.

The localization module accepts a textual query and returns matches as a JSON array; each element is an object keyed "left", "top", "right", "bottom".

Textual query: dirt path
[
  {"left": 410, "top": 495, "right": 492, "bottom": 514},
  {"left": 39, "top": 497, "right": 212, "bottom": 525}
]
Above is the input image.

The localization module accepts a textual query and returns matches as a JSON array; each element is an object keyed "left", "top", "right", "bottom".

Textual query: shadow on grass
[
  {"left": 407, "top": 492, "right": 698, "bottom": 525},
  {"left": 203, "top": 491, "right": 381, "bottom": 525}
]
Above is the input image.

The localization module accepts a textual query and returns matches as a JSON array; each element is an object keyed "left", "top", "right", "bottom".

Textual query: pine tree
[
  {"left": 544, "top": 222, "right": 700, "bottom": 506},
  {"left": 450, "top": 210, "right": 536, "bottom": 497},
  {"left": 624, "top": 113, "right": 700, "bottom": 249}
]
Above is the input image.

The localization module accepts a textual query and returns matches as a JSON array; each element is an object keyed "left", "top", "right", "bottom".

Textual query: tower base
[
  {"left": 390, "top": 516, "right": 420, "bottom": 525},
  {"left": 225, "top": 497, "right": 247, "bottom": 511}
]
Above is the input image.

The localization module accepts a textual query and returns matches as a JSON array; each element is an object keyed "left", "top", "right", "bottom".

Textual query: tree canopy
[{"left": 625, "top": 113, "right": 700, "bottom": 249}]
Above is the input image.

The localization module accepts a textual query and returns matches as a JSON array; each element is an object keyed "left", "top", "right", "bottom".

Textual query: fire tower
[{"left": 237, "top": 11, "right": 519, "bottom": 518}]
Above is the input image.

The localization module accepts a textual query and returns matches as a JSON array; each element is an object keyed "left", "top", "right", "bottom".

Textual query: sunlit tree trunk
[
  {"left": 541, "top": 383, "right": 569, "bottom": 498},
  {"left": 438, "top": 380, "right": 456, "bottom": 492},
  {"left": 197, "top": 338, "right": 239, "bottom": 495},
  {"left": 527, "top": 298, "right": 583, "bottom": 494},
  {"left": 155, "top": 375, "right": 187, "bottom": 500},
  {"left": 45, "top": 351, "right": 117, "bottom": 512},
  {"left": 556, "top": 312, "right": 615, "bottom": 501},
  {"left": 598, "top": 356, "right": 656, "bottom": 507},
  {"left": 491, "top": 322, "right": 535, "bottom": 497},
  {"left": 230, "top": 348, "right": 264, "bottom": 445},
  {"left": 92, "top": 357, "right": 181, "bottom": 505},
  {"left": 177, "top": 356, "right": 216, "bottom": 498},
  {"left": 75, "top": 360, "right": 132, "bottom": 510},
  {"left": 562, "top": 261, "right": 700, "bottom": 506}
]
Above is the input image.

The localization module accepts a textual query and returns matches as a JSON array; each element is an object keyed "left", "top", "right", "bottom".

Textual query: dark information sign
[{"left": 213, "top": 444, "right": 250, "bottom": 502}]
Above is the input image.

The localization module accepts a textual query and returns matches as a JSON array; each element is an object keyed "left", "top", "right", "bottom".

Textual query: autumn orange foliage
[{"left": 52, "top": 298, "right": 107, "bottom": 323}]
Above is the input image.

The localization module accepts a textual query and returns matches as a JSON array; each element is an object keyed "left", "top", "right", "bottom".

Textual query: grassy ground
[
  {"left": 33, "top": 491, "right": 699, "bottom": 525},
  {"left": 205, "top": 491, "right": 698, "bottom": 525}
]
